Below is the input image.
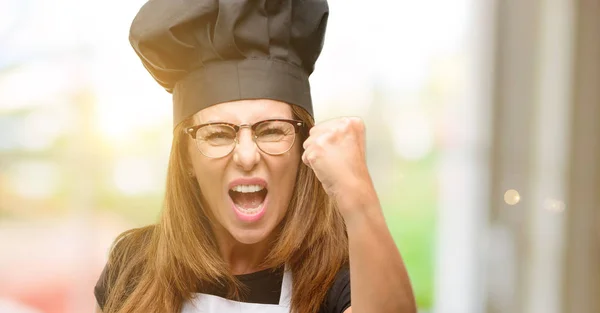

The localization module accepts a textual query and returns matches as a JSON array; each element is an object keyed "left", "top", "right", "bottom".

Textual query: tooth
[
  {"left": 231, "top": 184, "right": 265, "bottom": 193},
  {"left": 234, "top": 202, "right": 262, "bottom": 213}
]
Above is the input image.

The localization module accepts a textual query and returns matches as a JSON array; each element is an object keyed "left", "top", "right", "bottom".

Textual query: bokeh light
[{"left": 504, "top": 189, "right": 521, "bottom": 205}]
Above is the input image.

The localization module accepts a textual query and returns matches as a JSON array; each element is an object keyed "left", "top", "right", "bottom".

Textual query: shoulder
[
  {"left": 94, "top": 225, "right": 155, "bottom": 310},
  {"left": 320, "top": 266, "right": 351, "bottom": 313},
  {"left": 103, "top": 225, "right": 154, "bottom": 275},
  {"left": 110, "top": 225, "right": 155, "bottom": 259}
]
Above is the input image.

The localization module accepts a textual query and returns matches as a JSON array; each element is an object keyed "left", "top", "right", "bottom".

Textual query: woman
[{"left": 94, "top": 1, "right": 416, "bottom": 313}]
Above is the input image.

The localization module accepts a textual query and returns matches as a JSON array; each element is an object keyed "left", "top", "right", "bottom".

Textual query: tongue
[{"left": 231, "top": 191, "right": 266, "bottom": 209}]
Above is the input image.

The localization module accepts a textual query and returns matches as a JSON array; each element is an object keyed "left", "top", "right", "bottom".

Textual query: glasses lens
[
  {"left": 196, "top": 124, "right": 236, "bottom": 157},
  {"left": 255, "top": 121, "right": 296, "bottom": 154}
]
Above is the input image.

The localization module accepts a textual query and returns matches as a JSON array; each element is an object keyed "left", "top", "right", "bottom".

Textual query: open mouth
[{"left": 228, "top": 185, "right": 268, "bottom": 215}]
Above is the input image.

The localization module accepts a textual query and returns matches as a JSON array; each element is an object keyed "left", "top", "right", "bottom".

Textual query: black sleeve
[
  {"left": 94, "top": 264, "right": 109, "bottom": 310},
  {"left": 321, "top": 267, "right": 351, "bottom": 313},
  {"left": 94, "top": 227, "right": 152, "bottom": 310}
]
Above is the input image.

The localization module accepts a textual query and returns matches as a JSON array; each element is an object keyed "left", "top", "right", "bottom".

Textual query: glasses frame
[{"left": 184, "top": 118, "right": 305, "bottom": 158}]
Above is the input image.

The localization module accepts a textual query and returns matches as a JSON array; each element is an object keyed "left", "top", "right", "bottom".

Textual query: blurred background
[{"left": 0, "top": 0, "right": 598, "bottom": 312}]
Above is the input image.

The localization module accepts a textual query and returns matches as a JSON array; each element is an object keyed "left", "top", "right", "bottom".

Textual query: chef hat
[{"left": 129, "top": 0, "right": 329, "bottom": 127}]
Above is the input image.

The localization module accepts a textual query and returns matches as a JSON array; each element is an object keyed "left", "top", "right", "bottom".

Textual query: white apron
[{"left": 181, "top": 270, "right": 292, "bottom": 313}]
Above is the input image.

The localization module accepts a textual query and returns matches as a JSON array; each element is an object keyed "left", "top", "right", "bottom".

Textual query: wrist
[{"left": 336, "top": 184, "right": 384, "bottom": 226}]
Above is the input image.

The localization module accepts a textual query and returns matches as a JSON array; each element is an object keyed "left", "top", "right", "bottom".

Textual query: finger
[
  {"left": 313, "top": 116, "right": 353, "bottom": 129},
  {"left": 309, "top": 121, "right": 338, "bottom": 137},
  {"left": 303, "top": 132, "right": 323, "bottom": 150},
  {"left": 309, "top": 120, "right": 337, "bottom": 137},
  {"left": 308, "top": 124, "right": 323, "bottom": 137},
  {"left": 311, "top": 124, "right": 349, "bottom": 143},
  {"left": 301, "top": 150, "right": 312, "bottom": 168},
  {"left": 302, "top": 136, "right": 314, "bottom": 150}
]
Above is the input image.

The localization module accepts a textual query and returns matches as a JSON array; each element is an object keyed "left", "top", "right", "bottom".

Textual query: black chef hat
[{"left": 129, "top": 0, "right": 329, "bottom": 127}]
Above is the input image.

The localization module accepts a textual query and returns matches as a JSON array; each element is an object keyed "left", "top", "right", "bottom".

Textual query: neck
[{"left": 213, "top": 227, "right": 275, "bottom": 275}]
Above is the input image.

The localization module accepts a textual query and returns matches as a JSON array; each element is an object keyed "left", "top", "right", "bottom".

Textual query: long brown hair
[{"left": 102, "top": 105, "right": 349, "bottom": 313}]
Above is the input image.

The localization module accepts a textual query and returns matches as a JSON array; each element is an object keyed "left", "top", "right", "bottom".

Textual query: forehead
[{"left": 192, "top": 99, "right": 293, "bottom": 124}]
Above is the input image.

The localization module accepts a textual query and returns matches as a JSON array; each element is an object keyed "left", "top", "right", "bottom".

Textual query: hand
[{"left": 302, "top": 117, "right": 378, "bottom": 216}]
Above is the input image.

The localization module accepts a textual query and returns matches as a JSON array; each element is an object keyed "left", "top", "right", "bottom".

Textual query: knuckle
[
  {"left": 306, "top": 151, "right": 317, "bottom": 162},
  {"left": 315, "top": 136, "right": 327, "bottom": 147},
  {"left": 340, "top": 116, "right": 361, "bottom": 130},
  {"left": 347, "top": 117, "right": 364, "bottom": 133},
  {"left": 331, "top": 126, "right": 342, "bottom": 135},
  {"left": 349, "top": 116, "right": 363, "bottom": 127},
  {"left": 309, "top": 125, "right": 319, "bottom": 136},
  {"left": 340, "top": 117, "right": 352, "bottom": 127},
  {"left": 302, "top": 138, "right": 310, "bottom": 149}
]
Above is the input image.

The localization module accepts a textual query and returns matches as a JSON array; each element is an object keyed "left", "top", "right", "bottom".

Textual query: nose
[{"left": 232, "top": 127, "right": 260, "bottom": 171}]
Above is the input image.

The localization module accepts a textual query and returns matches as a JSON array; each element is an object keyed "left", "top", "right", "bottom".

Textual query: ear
[
  {"left": 183, "top": 149, "right": 196, "bottom": 178},
  {"left": 178, "top": 123, "right": 197, "bottom": 178}
]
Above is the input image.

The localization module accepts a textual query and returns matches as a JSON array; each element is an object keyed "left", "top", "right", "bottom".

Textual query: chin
[{"left": 228, "top": 225, "right": 274, "bottom": 245}]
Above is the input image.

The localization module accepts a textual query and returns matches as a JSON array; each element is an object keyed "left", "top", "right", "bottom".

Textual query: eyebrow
[{"left": 201, "top": 117, "right": 293, "bottom": 124}]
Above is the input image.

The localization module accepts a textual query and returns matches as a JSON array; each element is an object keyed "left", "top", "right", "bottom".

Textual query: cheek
[
  {"left": 190, "top": 155, "right": 225, "bottom": 202},
  {"left": 196, "top": 167, "right": 220, "bottom": 190},
  {"left": 273, "top": 150, "right": 301, "bottom": 194}
]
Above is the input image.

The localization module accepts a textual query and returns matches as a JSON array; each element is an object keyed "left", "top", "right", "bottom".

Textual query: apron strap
[{"left": 278, "top": 266, "right": 292, "bottom": 307}]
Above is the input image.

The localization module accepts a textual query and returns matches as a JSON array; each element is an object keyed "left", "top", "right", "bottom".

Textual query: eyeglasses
[{"left": 185, "top": 119, "right": 305, "bottom": 158}]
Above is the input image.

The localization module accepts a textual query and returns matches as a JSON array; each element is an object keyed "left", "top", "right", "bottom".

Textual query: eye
[
  {"left": 255, "top": 121, "right": 294, "bottom": 142},
  {"left": 205, "top": 131, "right": 234, "bottom": 140},
  {"left": 259, "top": 127, "right": 286, "bottom": 136},
  {"left": 197, "top": 125, "right": 236, "bottom": 145}
]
